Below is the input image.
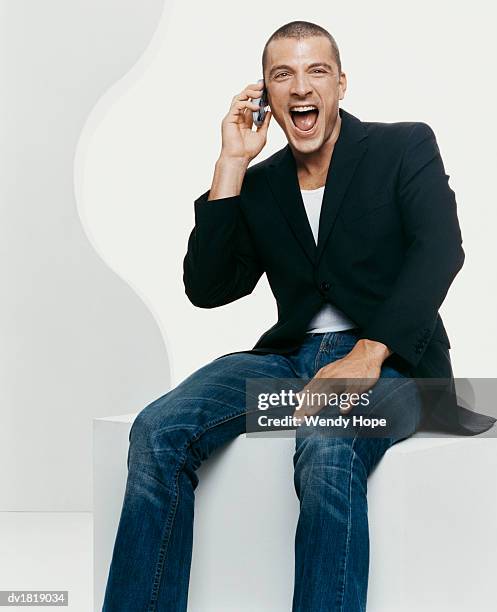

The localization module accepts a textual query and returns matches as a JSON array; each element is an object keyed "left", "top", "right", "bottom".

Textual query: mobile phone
[{"left": 252, "top": 78, "right": 268, "bottom": 128}]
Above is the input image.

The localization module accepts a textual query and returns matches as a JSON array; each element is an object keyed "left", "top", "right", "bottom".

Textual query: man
[{"left": 102, "top": 21, "right": 496, "bottom": 612}]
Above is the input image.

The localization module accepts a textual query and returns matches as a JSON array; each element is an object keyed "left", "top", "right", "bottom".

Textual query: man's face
[{"left": 264, "top": 36, "right": 346, "bottom": 155}]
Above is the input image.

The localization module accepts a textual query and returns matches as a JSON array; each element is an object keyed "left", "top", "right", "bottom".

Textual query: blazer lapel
[
  {"left": 264, "top": 145, "right": 318, "bottom": 266},
  {"left": 264, "top": 107, "right": 368, "bottom": 267},
  {"left": 315, "top": 108, "right": 368, "bottom": 264}
]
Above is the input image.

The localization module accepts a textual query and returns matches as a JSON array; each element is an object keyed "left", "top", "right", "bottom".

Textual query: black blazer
[{"left": 183, "top": 107, "right": 496, "bottom": 436}]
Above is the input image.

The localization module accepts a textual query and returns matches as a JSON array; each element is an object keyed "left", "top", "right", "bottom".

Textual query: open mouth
[{"left": 290, "top": 105, "right": 319, "bottom": 132}]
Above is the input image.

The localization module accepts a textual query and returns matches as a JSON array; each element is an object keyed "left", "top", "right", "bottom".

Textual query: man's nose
[{"left": 290, "top": 75, "right": 313, "bottom": 97}]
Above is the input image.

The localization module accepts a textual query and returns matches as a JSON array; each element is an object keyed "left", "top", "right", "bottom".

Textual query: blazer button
[{"left": 320, "top": 281, "right": 331, "bottom": 292}]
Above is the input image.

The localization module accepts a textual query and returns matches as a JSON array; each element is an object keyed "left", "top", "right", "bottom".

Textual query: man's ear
[
  {"left": 338, "top": 72, "right": 347, "bottom": 101},
  {"left": 265, "top": 90, "right": 272, "bottom": 111}
]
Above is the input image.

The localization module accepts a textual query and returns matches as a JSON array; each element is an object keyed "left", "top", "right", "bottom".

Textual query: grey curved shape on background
[{"left": 1, "top": 0, "right": 170, "bottom": 510}]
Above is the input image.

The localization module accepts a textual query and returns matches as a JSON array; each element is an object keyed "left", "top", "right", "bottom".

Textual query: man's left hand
[{"left": 292, "top": 339, "right": 392, "bottom": 420}]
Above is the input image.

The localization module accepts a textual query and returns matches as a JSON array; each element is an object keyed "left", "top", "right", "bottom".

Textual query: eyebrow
[{"left": 269, "top": 62, "right": 334, "bottom": 76}]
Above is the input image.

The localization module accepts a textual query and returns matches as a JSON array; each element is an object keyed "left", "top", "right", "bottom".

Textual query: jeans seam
[
  {"left": 147, "top": 458, "right": 183, "bottom": 611},
  {"left": 337, "top": 441, "right": 355, "bottom": 612}
]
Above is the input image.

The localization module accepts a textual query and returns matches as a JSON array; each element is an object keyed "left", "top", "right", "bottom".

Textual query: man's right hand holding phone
[{"left": 208, "top": 80, "right": 271, "bottom": 201}]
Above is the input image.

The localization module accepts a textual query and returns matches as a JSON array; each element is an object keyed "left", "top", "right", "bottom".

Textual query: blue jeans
[{"left": 102, "top": 329, "right": 423, "bottom": 611}]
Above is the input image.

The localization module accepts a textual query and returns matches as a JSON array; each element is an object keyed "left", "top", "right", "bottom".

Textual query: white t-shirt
[{"left": 300, "top": 186, "right": 357, "bottom": 333}]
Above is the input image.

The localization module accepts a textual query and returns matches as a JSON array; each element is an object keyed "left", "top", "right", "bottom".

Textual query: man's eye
[
  {"left": 275, "top": 72, "right": 288, "bottom": 78},
  {"left": 312, "top": 69, "right": 325, "bottom": 73}
]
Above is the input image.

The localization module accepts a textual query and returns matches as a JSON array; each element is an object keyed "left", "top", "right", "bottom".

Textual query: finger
[
  {"left": 243, "top": 81, "right": 265, "bottom": 97},
  {"left": 255, "top": 108, "right": 272, "bottom": 133},
  {"left": 243, "top": 82, "right": 264, "bottom": 93},
  {"left": 231, "top": 87, "right": 265, "bottom": 107},
  {"left": 231, "top": 100, "right": 260, "bottom": 115},
  {"left": 338, "top": 383, "right": 364, "bottom": 415},
  {"left": 225, "top": 100, "right": 260, "bottom": 125},
  {"left": 299, "top": 383, "right": 328, "bottom": 416},
  {"left": 292, "top": 411, "right": 304, "bottom": 425},
  {"left": 242, "top": 102, "right": 255, "bottom": 130},
  {"left": 339, "top": 403, "right": 353, "bottom": 415}
]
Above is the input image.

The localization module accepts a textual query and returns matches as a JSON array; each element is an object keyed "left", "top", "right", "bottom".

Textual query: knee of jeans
[{"left": 128, "top": 393, "right": 195, "bottom": 457}]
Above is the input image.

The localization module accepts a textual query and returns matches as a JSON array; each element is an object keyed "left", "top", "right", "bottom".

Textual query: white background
[{"left": 2, "top": 0, "right": 496, "bottom": 510}]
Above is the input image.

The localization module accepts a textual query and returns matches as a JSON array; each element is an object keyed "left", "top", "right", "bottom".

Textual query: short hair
[{"left": 262, "top": 21, "right": 341, "bottom": 81}]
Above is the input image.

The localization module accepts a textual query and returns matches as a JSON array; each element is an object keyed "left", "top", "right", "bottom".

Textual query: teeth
[{"left": 290, "top": 105, "right": 317, "bottom": 112}]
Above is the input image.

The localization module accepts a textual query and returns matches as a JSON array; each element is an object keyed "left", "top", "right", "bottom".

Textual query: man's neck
[{"left": 292, "top": 113, "right": 342, "bottom": 190}]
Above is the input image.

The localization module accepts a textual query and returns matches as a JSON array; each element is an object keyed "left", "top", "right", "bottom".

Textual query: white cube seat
[{"left": 93, "top": 415, "right": 497, "bottom": 611}]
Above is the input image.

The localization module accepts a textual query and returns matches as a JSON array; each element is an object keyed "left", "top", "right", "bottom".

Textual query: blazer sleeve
[
  {"left": 182, "top": 189, "right": 264, "bottom": 308},
  {"left": 360, "top": 122, "right": 465, "bottom": 367}
]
